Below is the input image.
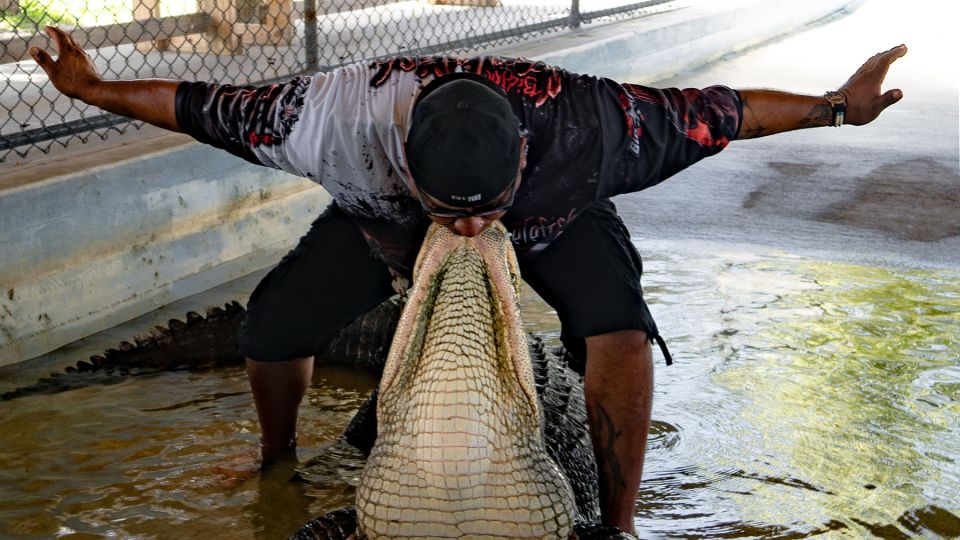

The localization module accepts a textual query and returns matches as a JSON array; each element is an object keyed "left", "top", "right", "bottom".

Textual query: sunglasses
[{"left": 416, "top": 180, "right": 518, "bottom": 220}]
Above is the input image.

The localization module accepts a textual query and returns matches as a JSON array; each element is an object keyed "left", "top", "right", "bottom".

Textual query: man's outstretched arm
[
  {"left": 736, "top": 44, "right": 907, "bottom": 139},
  {"left": 31, "top": 26, "right": 309, "bottom": 471},
  {"left": 30, "top": 26, "right": 181, "bottom": 132}
]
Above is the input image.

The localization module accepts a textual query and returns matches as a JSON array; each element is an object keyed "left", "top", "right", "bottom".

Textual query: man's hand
[
  {"left": 838, "top": 44, "right": 907, "bottom": 126},
  {"left": 28, "top": 26, "right": 182, "bottom": 131},
  {"left": 737, "top": 44, "right": 907, "bottom": 139},
  {"left": 29, "top": 26, "right": 103, "bottom": 101}
]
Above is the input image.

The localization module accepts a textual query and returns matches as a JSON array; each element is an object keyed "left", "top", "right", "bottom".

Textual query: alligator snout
[{"left": 356, "top": 222, "right": 576, "bottom": 539}]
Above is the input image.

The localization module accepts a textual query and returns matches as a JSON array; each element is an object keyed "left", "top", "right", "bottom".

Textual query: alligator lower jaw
[{"left": 356, "top": 223, "right": 575, "bottom": 539}]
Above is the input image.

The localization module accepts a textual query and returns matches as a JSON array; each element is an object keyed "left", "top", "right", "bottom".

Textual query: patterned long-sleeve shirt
[{"left": 176, "top": 56, "right": 742, "bottom": 272}]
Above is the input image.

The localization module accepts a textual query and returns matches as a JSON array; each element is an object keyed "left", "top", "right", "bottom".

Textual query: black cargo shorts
[{"left": 239, "top": 199, "right": 666, "bottom": 366}]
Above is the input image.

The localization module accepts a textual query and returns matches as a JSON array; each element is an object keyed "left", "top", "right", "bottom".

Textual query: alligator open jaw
[{"left": 356, "top": 222, "right": 576, "bottom": 539}]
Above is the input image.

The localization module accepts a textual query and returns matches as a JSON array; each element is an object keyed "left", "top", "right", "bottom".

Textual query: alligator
[
  {"left": 295, "top": 336, "right": 632, "bottom": 540},
  {"left": 0, "top": 296, "right": 400, "bottom": 401},
  {"left": 292, "top": 222, "right": 635, "bottom": 539}
]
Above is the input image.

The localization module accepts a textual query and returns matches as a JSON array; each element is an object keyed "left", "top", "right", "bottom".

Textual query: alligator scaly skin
[
  {"left": 0, "top": 302, "right": 247, "bottom": 400},
  {"left": 337, "top": 334, "right": 603, "bottom": 527},
  {"left": 356, "top": 222, "right": 576, "bottom": 539},
  {"left": 295, "top": 334, "right": 635, "bottom": 540},
  {"left": 297, "top": 371, "right": 630, "bottom": 539},
  {"left": 0, "top": 296, "right": 401, "bottom": 401},
  {"left": 294, "top": 222, "right": 635, "bottom": 539}
]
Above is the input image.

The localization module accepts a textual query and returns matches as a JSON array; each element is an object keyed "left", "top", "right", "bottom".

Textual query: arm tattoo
[
  {"left": 739, "top": 97, "right": 834, "bottom": 139},
  {"left": 799, "top": 103, "right": 833, "bottom": 129},
  {"left": 738, "top": 95, "right": 771, "bottom": 139}
]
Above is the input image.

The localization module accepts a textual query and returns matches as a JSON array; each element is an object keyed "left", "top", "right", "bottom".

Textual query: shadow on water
[{"left": 0, "top": 245, "right": 958, "bottom": 538}]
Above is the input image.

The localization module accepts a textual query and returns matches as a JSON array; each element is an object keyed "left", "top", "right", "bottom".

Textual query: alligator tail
[
  {"left": 1, "top": 295, "right": 407, "bottom": 401},
  {"left": 1, "top": 301, "right": 247, "bottom": 401},
  {"left": 288, "top": 507, "right": 358, "bottom": 540}
]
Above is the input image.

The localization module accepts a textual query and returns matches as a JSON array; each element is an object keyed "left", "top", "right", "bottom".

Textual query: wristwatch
[{"left": 823, "top": 90, "right": 847, "bottom": 127}]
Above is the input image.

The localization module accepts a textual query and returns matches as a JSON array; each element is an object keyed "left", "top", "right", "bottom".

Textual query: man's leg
[
  {"left": 238, "top": 204, "right": 398, "bottom": 467},
  {"left": 247, "top": 356, "right": 314, "bottom": 465},
  {"left": 584, "top": 330, "right": 653, "bottom": 535},
  {"left": 520, "top": 199, "right": 664, "bottom": 533}
]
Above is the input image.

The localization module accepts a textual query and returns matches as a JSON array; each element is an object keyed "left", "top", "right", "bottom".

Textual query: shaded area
[
  {"left": 741, "top": 158, "right": 960, "bottom": 242},
  {"left": 819, "top": 158, "right": 960, "bottom": 242}
]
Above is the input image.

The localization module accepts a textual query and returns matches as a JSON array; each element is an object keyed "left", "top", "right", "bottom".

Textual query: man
[{"left": 30, "top": 26, "right": 905, "bottom": 534}]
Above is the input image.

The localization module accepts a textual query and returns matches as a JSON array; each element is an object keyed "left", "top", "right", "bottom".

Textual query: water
[
  {"left": 635, "top": 241, "right": 960, "bottom": 538},
  {"left": 1, "top": 240, "right": 958, "bottom": 539}
]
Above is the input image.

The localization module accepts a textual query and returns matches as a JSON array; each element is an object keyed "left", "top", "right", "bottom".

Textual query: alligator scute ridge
[
  {"left": 1, "top": 298, "right": 401, "bottom": 401},
  {"left": 2, "top": 301, "right": 241, "bottom": 401}
]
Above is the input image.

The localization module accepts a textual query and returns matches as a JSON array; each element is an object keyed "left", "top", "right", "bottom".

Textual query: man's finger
[
  {"left": 65, "top": 30, "right": 82, "bottom": 49},
  {"left": 879, "top": 88, "right": 904, "bottom": 109},
  {"left": 29, "top": 46, "right": 52, "bottom": 68},
  {"left": 44, "top": 26, "right": 69, "bottom": 54},
  {"left": 881, "top": 44, "right": 908, "bottom": 65},
  {"left": 859, "top": 45, "right": 906, "bottom": 86}
]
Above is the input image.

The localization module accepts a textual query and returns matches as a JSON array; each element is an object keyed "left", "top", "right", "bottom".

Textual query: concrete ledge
[
  {"left": 0, "top": 0, "right": 861, "bottom": 366},
  {"left": 0, "top": 135, "right": 328, "bottom": 366}
]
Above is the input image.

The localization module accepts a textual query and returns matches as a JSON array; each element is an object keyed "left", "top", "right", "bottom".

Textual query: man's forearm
[
  {"left": 736, "top": 89, "right": 832, "bottom": 139},
  {"left": 735, "top": 44, "right": 907, "bottom": 140},
  {"left": 81, "top": 79, "right": 182, "bottom": 132},
  {"left": 30, "top": 26, "right": 182, "bottom": 132}
]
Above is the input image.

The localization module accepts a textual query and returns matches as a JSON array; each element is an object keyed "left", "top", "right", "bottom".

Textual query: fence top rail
[{"left": 1, "top": 13, "right": 213, "bottom": 65}]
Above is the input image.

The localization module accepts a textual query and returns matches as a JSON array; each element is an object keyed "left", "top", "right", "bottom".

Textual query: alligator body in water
[
  {"left": 296, "top": 334, "right": 632, "bottom": 540},
  {"left": 0, "top": 297, "right": 400, "bottom": 401},
  {"left": 2, "top": 222, "right": 636, "bottom": 539}
]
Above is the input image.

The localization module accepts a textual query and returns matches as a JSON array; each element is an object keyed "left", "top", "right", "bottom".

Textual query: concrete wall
[
  {"left": 0, "top": 135, "right": 328, "bottom": 366},
  {"left": 0, "top": 0, "right": 861, "bottom": 367}
]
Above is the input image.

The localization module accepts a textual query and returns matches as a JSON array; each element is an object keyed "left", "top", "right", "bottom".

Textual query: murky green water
[
  {"left": 1, "top": 242, "right": 958, "bottom": 538},
  {"left": 634, "top": 242, "right": 960, "bottom": 538}
]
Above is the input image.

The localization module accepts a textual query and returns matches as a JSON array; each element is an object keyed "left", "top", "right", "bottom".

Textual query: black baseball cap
[{"left": 405, "top": 72, "right": 521, "bottom": 209}]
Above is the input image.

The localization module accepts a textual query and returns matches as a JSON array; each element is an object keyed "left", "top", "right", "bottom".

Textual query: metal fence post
[
  {"left": 570, "top": 0, "right": 581, "bottom": 28},
  {"left": 303, "top": 0, "right": 318, "bottom": 72}
]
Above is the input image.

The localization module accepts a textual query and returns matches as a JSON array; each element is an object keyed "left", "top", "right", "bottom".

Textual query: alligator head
[{"left": 356, "top": 222, "right": 577, "bottom": 538}]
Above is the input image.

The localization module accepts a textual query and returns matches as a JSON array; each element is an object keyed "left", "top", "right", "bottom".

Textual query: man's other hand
[
  {"left": 839, "top": 44, "right": 907, "bottom": 126},
  {"left": 29, "top": 26, "right": 102, "bottom": 101}
]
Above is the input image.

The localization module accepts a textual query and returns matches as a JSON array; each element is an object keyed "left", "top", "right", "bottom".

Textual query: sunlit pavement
[{"left": 619, "top": 0, "right": 959, "bottom": 270}]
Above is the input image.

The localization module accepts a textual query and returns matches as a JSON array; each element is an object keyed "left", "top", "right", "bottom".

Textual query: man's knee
[
  {"left": 583, "top": 329, "right": 654, "bottom": 398},
  {"left": 245, "top": 355, "right": 314, "bottom": 377},
  {"left": 585, "top": 329, "right": 651, "bottom": 360}
]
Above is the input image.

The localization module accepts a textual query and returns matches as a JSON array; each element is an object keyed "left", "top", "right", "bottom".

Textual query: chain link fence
[{"left": 1, "top": 0, "right": 673, "bottom": 162}]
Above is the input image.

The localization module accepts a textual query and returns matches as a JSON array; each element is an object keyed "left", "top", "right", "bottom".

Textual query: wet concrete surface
[{"left": 618, "top": 0, "right": 959, "bottom": 269}]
